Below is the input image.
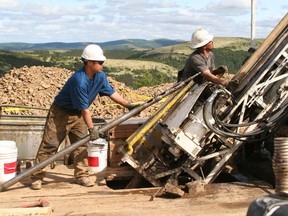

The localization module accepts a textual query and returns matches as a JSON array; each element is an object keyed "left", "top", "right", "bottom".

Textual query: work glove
[
  {"left": 126, "top": 103, "right": 140, "bottom": 111},
  {"left": 213, "top": 65, "right": 228, "bottom": 75},
  {"left": 88, "top": 127, "right": 99, "bottom": 140},
  {"left": 226, "top": 79, "right": 239, "bottom": 92}
]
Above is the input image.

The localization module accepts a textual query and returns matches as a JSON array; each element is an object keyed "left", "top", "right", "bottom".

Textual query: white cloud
[
  {"left": 0, "top": 0, "right": 286, "bottom": 43},
  {"left": 204, "top": 0, "right": 251, "bottom": 16},
  {"left": 0, "top": 0, "right": 20, "bottom": 10}
]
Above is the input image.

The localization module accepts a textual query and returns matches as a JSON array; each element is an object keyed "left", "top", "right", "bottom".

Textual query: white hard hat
[
  {"left": 81, "top": 44, "right": 106, "bottom": 61},
  {"left": 190, "top": 29, "right": 214, "bottom": 49}
]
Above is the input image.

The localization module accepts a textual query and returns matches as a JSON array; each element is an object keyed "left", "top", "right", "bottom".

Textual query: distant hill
[
  {"left": 0, "top": 37, "right": 265, "bottom": 88},
  {"left": 0, "top": 39, "right": 186, "bottom": 51}
]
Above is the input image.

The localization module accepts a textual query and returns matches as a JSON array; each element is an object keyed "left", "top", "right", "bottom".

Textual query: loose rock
[{"left": 0, "top": 66, "right": 174, "bottom": 119}]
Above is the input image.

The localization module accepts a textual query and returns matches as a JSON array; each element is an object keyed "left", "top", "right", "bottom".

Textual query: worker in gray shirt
[{"left": 181, "top": 29, "right": 228, "bottom": 85}]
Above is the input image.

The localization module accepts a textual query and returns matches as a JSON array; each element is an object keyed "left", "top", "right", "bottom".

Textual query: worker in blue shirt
[{"left": 30, "top": 44, "right": 137, "bottom": 190}]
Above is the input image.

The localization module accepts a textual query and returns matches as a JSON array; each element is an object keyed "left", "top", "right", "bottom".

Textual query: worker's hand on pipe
[
  {"left": 226, "top": 79, "right": 239, "bottom": 92},
  {"left": 213, "top": 65, "right": 228, "bottom": 75},
  {"left": 126, "top": 103, "right": 140, "bottom": 111},
  {"left": 88, "top": 127, "right": 99, "bottom": 140},
  {"left": 221, "top": 80, "right": 229, "bottom": 86}
]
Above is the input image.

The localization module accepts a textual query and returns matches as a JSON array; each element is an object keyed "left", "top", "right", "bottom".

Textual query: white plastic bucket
[
  {"left": 0, "top": 140, "right": 16, "bottom": 148},
  {"left": 0, "top": 140, "right": 18, "bottom": 183},
  {"left": 87, "top": 138, "right": 108, "bottom": 173}
]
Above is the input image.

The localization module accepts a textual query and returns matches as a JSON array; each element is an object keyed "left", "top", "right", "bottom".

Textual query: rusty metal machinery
[{"left": 120, "top": 14, "right": 288, "bottom": 187}]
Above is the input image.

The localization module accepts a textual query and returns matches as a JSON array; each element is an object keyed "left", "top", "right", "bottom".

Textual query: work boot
[
  {"left": 30, "top": 179, "right": 42, "bottom": 190},
  {"left": 75, "top": 177, "right": 94, "bottom": 187}
]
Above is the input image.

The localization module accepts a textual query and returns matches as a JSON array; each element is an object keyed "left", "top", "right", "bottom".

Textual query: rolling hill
[
  {"left": 0, "top": 39, "right": 186, "bottom": 51},
  {"left": 0, "top": 37, "right": 264, "bottom": 88}
]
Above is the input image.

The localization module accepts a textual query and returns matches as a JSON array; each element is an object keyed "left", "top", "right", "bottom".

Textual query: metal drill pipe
[{"left": 0, "top": 75, "right": 196, "bottom": 192}]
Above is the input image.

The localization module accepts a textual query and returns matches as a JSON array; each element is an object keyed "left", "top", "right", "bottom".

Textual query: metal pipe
[
  {"left": 0, "top": 74, "right": 197, "bottom": 192},
  {"left": 195, "top": 149, "right": 230, "bottom": 162},
  {"left": 250, "top": 0, "right": 256, "bottom": 48}
]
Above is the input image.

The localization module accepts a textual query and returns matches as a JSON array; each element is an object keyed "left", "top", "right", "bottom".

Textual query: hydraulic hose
[
  {"left": 210, "top": 95, "right": 269, "bottom": 139},
  {"left": 203, "top": 86, "right": 288, "bottom": 140},
  {"left": 203, "top": 88, "right": 261, "bottom": 138}
]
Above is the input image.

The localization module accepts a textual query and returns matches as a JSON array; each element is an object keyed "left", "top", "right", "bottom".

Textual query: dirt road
[{"left": 0, "top": 164, "right": 273, "bottom": 216}]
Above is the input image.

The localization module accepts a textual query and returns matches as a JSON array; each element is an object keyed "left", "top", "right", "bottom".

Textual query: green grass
[{"left": 0, "top": 37, "right": 264, "bottom": 88}]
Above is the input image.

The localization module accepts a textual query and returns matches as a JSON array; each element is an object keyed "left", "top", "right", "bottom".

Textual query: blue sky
[{"left": 0, "top": 0, "right": 287, "bottom": 43}]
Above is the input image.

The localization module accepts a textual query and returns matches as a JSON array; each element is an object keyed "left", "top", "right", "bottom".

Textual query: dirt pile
[{"left": 0, "top": 66, "right": 174, "bottom": 119}]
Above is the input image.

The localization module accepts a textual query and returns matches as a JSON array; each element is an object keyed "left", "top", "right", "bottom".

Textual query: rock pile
[{"left": 0, "top": 66, "right": 174, "bottom": 119}]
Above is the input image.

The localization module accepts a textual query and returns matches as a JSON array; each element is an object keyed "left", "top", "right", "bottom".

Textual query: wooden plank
[
  {"left": 109, "top": 124, "right": 141, "bottom": 139},
  {"left": 0, "top": 207, "right": 52, "bottom": 216},
  {"left": 97, "top": 166, "right": 137, "bottom": 181},
  {"left": 108, "top": 139, "right": 126, "bottom": 167},
  {"left": 107, "top": 118, "right": 146, "bottom": 139}
]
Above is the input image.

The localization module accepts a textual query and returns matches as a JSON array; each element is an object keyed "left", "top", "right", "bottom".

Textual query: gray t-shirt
[{"left": 182, "top": 50, "right": 215, "bottom": 84}]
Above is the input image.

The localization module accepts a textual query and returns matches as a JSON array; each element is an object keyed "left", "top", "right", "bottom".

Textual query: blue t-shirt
[{"left": 54, "top": 68, "right": 115, "bottom": 111}]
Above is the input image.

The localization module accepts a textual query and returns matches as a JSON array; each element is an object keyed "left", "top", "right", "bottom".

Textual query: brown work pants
[{"left": 31, "top": 103, "right": 88, "bottom": 181}]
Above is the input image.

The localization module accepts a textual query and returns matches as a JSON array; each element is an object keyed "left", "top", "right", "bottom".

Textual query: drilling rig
[
  {"left": 119, "top": 13, "right": 288, "bottom": 188},
  {"left": 0, "top": 14, "right": 287, "bottom": 195}
]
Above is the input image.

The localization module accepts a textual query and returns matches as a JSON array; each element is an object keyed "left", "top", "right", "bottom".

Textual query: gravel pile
[{"left": 0, "top": 66, "right": 174, "bottom": 119}]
